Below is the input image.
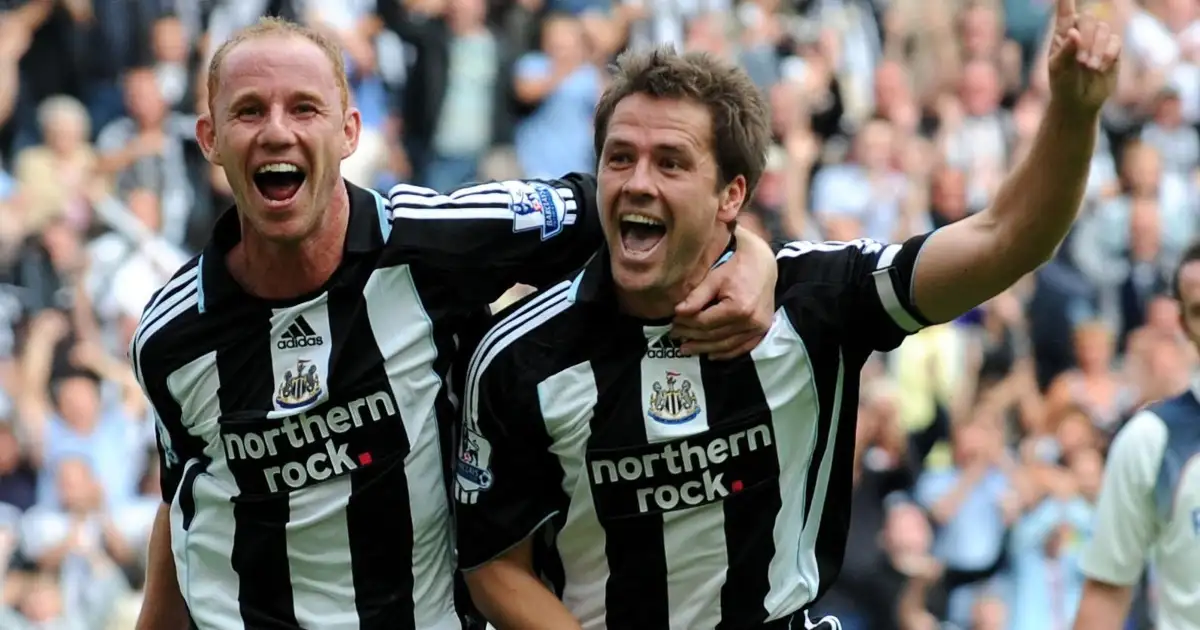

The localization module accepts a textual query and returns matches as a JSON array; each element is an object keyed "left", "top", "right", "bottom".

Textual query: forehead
[
  {"left": 216, "top": 35, "right": 337, "bottom": 104},
  {"left": 606, "top": 94, "right": 712, "bottom": 152}
]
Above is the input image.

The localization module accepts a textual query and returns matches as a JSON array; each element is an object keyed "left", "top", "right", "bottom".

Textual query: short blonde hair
[{"left": 206, "top": 16, "right": 349, "bottom": 115}]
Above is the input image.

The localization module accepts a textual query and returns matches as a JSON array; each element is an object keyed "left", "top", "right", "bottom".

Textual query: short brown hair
[
  {"left": 594, "top": 47, "right": 771, "bottom": 201},
  {"left": 206, "top": 17, "right": 349, "bottom": 114}
]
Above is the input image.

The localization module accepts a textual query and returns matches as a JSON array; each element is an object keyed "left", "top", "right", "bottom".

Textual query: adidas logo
[
  {"left": 645, "top": 334, "right": 683, "bottom": 359},
  {"left": 278, "top": 316, "right": 324, "bottom": 350}
]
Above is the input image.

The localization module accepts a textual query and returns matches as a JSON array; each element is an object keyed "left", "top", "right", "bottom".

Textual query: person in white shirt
[{"left": 1074, "top": 240, "right": 1200, "bottom": 630}]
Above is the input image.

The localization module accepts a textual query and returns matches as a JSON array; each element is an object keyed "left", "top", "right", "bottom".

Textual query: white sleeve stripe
[
  {"left": 393, "top": 207, "right": 514, "bottom": 220},
  {"left": 872, "top": 268, "right": 923, "bottom": 333},
  {"left": 132, "top": 289, "right": 200, "bottom": 392},
  {"left": 139, "top": 266, "right": 199, "bottom": 327},
  {"left": 875, "top": 243, "right": 901, "bottom": 269},
  {"left": 388, "top": 183, "right": 577, "bottom": 220},
  {"left": 392, "top": 191, "right": 511, "bottom": 209}
]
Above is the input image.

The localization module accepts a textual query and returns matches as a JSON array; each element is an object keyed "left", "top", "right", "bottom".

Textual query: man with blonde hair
[{"left": 131, "top": 16, "right": 778, "bottom": 630}]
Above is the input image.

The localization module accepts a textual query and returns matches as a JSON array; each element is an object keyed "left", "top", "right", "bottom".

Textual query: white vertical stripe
[
  {"left": 639, "top": 326, "right": 710, "bottom": 441},
  {"left": 637, "top": 326, "right": 726, "bottom": 626},
  {"left": 536, "top": 364, "right": 609, "bottom": 630},
  {"left": 362, "top": 264, "right": 458, "bottom": 627},
  {"left": 266, "top": 299, "right": 358, "bottom": 627},
  {"left": 752, "top": 310, "right": 824, "bottom": 617},
  {"left": 269, "top": 299, "right": 334, "bottom": 414},
  {"left": 663, "top": 506, "right": 728, "bottom": 628},
  {"left": 165, "top": 351, "right": 245, "bottom": 630},
  {"left": 288, "top": 477, "right": 359, "bottom": 630},
  {"left": 794, "top": 349, "right": 845, "bottom": 606}
]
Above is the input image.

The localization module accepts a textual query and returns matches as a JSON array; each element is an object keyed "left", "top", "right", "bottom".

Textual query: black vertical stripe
[
  {"left": 217, "top": 305, "right": 300, "bottom": 629},
  {"left": 700, "top": 358, "right": 780, "bottom": 628},
  {"left": 588, "top": 328, "right": 671, "bottom": 630},
  {"left": 328, "top": 269, "right": 417, "bottom": 630}
]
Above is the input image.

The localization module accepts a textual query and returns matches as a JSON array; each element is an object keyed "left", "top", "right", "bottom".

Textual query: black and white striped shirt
[
  {"left": 454, "top": 235, "right": 932, "bottom": 629},
  {"left": 132, "top": 177, "right": 600, "bottom": 629}
]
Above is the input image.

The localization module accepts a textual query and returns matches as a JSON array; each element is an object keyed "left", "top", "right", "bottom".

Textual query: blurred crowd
[{"left": 0, "top": 0, "right": 1194, "bottom": 628}]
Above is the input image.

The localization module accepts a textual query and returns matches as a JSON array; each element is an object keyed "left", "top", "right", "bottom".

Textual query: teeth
[
  {"left": 621, "top": 214, "right": 664, "bottom": 227},
  {"left": 256, "top": 163, "right": 300, "bottom": 175}
]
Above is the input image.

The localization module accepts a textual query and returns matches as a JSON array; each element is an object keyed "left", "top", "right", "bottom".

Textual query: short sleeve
[
  {"left": 775, "top": 234, "right": 933, "bottom": 353},
  {"left": 454, "top": 353, "right": 561, "bottom": 570},
  {"left": 1079, "top": 410, "right": 1167, "bottom": 586},
  {"left": 130, "top": 283, "right": 206, "bottom": 504}
]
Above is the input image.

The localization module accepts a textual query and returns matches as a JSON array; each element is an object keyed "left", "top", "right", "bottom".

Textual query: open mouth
[
  {"left": 619, "top": 213, "right": 666, "bottom": 256},
  {"left": 252, "top": 163, "right": 307, "bottom": 204}
]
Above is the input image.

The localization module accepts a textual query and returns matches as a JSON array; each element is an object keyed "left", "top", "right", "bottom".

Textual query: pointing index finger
[{"left": 1056, "top": 0, "right": 1076, "bottom": 25}]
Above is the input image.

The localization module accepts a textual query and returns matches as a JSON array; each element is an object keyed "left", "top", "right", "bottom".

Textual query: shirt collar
[
  {"left": 198, "top": 179, "right": 387, "bottom": 310},
  {"left": 567, "top": 235, "right": 738, "bottom": 307}
]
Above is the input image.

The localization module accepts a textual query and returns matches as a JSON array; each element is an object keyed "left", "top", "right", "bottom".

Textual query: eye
[
  {"left": 659, "top": 157, "right": 682, "bottom": 171},
  {"left": 294, "top": 103, "right": 318, "bottom": 115},
  {"left": 236, "top": 105, "right": 263, "bottom": 118},
  {"left": 606, "top": 153, "right": 633, "bottom": 166}
]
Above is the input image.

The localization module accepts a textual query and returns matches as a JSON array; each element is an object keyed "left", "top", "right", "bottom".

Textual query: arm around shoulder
[{"left": 385, "top": 173, "right": 602, "bottom": 303}]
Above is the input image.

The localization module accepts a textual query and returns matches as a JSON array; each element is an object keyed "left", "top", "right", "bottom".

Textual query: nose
[
  {"left": 258, "top": 105, "right": 296, "bottom": 150},
  {"left": 622, "top": 157, "right": 657, "bottom": 200}
]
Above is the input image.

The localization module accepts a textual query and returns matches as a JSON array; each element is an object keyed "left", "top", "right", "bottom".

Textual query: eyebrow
[
  {"left": 227, "top": 90, "right": 328, "bottom": 111},
  {"left": 605, "top": 139, "right": 693, "bottom": 155}
]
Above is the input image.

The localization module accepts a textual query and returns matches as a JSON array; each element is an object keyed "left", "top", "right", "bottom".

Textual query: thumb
[
  {"left": 1049, "top": 28, "right": 1083, "bottom": 71},
  {"left": 676, "top": 276, "right": 721, "bottom": 316}
]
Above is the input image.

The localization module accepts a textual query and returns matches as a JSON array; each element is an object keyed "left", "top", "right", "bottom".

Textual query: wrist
[{"left": 1044, "top": 97, "right": 1103, "bottom": 130}]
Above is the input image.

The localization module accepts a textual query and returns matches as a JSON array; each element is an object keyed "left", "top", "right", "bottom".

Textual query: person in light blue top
[
  {"left": 512, "top": 15, "right": 602, "bottom": 180},
  {"left": 1007, "top": 449, "right": 1101, "bottom": 630},
  {"left": 37, "top": 375, "right": 139, "bottom": 511},
  {"left": 915, "top": 419, "right": 1018, "bottom": 627}
]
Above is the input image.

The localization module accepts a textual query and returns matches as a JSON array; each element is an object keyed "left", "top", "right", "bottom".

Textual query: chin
[
  {"left": 610, "top": 261, "right": 663, "bottom": 295},
  {"left": 248, "top": 205, "right": 320, "bottom": 244}
]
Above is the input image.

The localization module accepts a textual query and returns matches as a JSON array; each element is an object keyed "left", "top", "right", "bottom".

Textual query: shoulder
[
  {"left": 1108, "top": 407, "right": 1170, "bottom": 470},
  {"left": 130, "top": 256, "right": 204, "bottom": 367},
  {"left": 467, "top": 278, "right": 580, "bottom": 390},
  {"left": 774, "top": 238, "right": 893, "bottom": 281}
]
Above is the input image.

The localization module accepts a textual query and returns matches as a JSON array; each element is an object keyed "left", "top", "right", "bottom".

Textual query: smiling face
[
  {"left": 196, "top": 33, "right": 360, "bottom": 245},
  {"left": 597, "top": 93, "right": 745, "bottom": 301}
]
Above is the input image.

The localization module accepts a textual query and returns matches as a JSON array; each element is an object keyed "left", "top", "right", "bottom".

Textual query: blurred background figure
[{"left": 0, "top": 0, "right": 1188, "bottom": 628}]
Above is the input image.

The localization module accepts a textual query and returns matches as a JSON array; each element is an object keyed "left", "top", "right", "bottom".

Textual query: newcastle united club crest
[
  {"left": 276, "top": 359, "right": 322, "bottom": 409},
  {"left": 648, "top": 371, "right": 701, "bottom": 425}
]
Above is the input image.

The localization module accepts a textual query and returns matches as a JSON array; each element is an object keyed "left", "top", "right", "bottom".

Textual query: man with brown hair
[
  {"left": 131, "top": 16, "right": 780, "bottom": 630},
  {"left": 455, "top": 0, "right": 1120, "bottom": 625}
]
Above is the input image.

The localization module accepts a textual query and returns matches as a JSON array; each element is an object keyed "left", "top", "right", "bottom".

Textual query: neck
[
  {"left": 617, "top": 232, "right": 732, "bottom": 321},
  {"left": 230, "top": 185, "right": 349, "bottom": 299},
  {"left": 450, "top": 16, "right": 483, "bottom": 36}
]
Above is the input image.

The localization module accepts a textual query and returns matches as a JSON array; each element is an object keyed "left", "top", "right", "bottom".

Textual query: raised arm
[{"left": 907, "top": 0, "right": 1121, "bottom": 323}]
